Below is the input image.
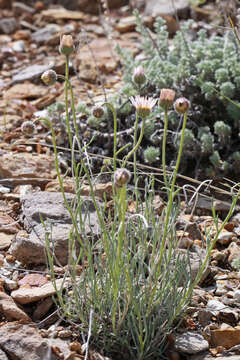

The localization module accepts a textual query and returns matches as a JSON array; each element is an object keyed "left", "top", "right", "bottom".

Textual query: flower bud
[
  {"left": 114, "top": 168, "right": 131, "bottom": 187},
  {"left": 132, "top": 65, "right": 147, "bottom": 86},
  {"left": 92, "top": 105, "right": 104, "bottom": 118},
  {"left": 159, "top": 89, "right": 175, "bottom": 111},
  {"left": 41, "top": 69, "right": 57, "bottom": 86},
  {"left": 21, "top": 121, "right": 36, "bottom": 136},
  {"left": 174, "top": 97, "right": 190, "bottom": 114},
  {"left": 59, "top": 35, "right": 74, "bottom": 56}
]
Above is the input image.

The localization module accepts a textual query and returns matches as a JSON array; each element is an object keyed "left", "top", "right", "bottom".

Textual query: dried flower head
[
  {"left": 92, "top": 105, "right": 104, "bottom": 118},
  {"left": 41, "top": 69, "right": 57, "bottom": 86},
  {"left": 130, "top": 95, "right": 157, "bottom": 118},
  {"left": 132, "top": 65, "right": 147, "bottom": 86},
  {"left": 174, "top": 97, "right": 190, "bottom": 114},
  {"left": 21, "top": 121, "right": 36, "bottom": 136},
  {"left": 114, "top": 168, "right": 131, "bottom": 187},
  {"left": 59, "top": 35, "right": 74, "bottom": 56},
  {"left": 159, "top": 88, "right": 175, "bottom": 110}
]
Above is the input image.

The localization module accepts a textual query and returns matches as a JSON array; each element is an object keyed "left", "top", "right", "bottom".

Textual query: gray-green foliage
[
  {"left": 144, "top": 146, "right": 160, "bottom": 163},
  {"left": 116, "top": 10, "right": 240, "bottom": 177}
]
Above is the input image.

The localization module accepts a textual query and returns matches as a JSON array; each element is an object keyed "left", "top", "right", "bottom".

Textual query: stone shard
[
  {"left": 174, "top": 331, "right": 209, "bottom": 354},
  {"left": 145, "top": 0, "right": 189, "bottom": 18},
  {"left": 11, "top": 278, "right": 68, "bottom": 304},
  {"left": 9, "top": 191, "right": 101, "bottom": 266},
  {"left": 0, "top": 291, "right": 31, "bottom": 322},
  {"left": 0, "top": 322, "right": 58, "bottom": 360}
]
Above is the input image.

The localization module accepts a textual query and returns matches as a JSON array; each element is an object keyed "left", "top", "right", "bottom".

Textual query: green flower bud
[
  {"left": 41, "top": 69, "right": 57, "bottom": 86},
  {"left": 132, "top": 66, "right": 147, "bottom": 86},
  {"left": 174, "top": 97, "right": 190, "bottom": 114},
  {"left": 59, "top": 35, "right": 74, "bottom": 56},
  {"left": 114, "top": 168, "right": 131, "bottom": 187},
  {"left": 159, "top": 89, "right": 175, "bottom": 111}
]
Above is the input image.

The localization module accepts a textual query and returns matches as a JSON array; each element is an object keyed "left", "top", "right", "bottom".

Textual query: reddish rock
[{"left": 211, "top": 327, "right": 240, "bottom": 349}]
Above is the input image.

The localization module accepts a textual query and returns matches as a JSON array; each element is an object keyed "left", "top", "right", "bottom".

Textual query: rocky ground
[{"left": 1, "top": 0, "right": 240, "bottom": 359}]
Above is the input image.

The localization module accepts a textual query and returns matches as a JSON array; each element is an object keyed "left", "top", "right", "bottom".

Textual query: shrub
[{"left": 116, "top": 11, "right": 240, "bottom": 178}]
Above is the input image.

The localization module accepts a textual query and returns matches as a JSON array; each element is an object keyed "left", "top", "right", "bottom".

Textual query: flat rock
[
  {"left": 176, "top": 247, "right": 210, "bottom": 284},
  {"left": 174, "top": 331, "right": 209, "bottom": 354},
  {"left": 42, "top": 8, "right": 85, "bottom": 20},
  {"left": 22, "top": 191, "right": 75, "bottom": 229},
  {"left": 12, "top": 2, "right": 35, "bottom": 15},
  {"left": 217, "top": 231, "right": 234, "bottom": 245},
  {"left": 31, "top": 24, "right": 60, "bottom": 44},
  {"left": 0, "top": 213, "right": 20, "bottom": 234},
  {"left": 211, "top": 327, "right": 240, "bottom": 349},
  {"left": 0, "top": 233, "right": 14, "bottom": 250},
  {"left": 76, "top": 0, "right": 128, "bottom": 14},
  {"left": 0, "top": 291, "right": 31, "bottom": 321},
  {"left": 188, "top": 353, "right": 240, "bottom": 360},
  {"left": 22, "top": 191, "right": 100, "bottom": 234},
  {"left": 0, "top": 349, "right": 8, "bottom": 360},
  {"left": 76, "top": 37, "right": 139, "bottom": 80},
  {"left": 11, "top": 63, "right": 54, "bottom": 84},
  {"left": 9, "top": 223, "right": 75, "bottom": 265},
  {"left": 0, "top": 18, "right": 18, "bottom": 34},
  {"left": 0, "top": 323, "right": 58, "bottom": 360},
  {"left": 145, "top": 0, "right": 189, "bottom": 18},
  {"left": 3, "top": 83, "right": 47, "bottom": 100},
  {"left": 228, "top": 242, "right": 240, "bottom": 263},
  {"left": 9, "top": 192, "right": 100, "bottom": 265},
  {"left": 11, "top": 277, "right": 68, "bottom": 304},
  {"left": 0, "top": 152, "right": 56, "bottom": 179}
]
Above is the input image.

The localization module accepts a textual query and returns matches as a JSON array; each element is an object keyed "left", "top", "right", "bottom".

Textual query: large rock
[
  {"left": 0, "top": 349, "right": 8, "bottom": 360},
  {"left": 0, "top": 323, "right": 58, "bottom": 360},
  {"left": 174, "top": 331, "right": 209, "bottom": 354},
  {"left": 76, "top": 0, "right": 128, "bottom": 13},
  {"left": 11, "top": 278, "right": 68, "bottom": 304},
  {"left": 0, "top": 291, "right": 31, "bottom": 321},
  {"left": 0, "top": 152, "right": 56, "bottom": 179},
  {"left": 145, "top": 0, "right": 189, "bottom": 18},
  {"left": 211, "top": 327, "right": 240, "bottom": 349},
  {"left": 9, "top": 192, "right": 101, "bottom": 265},
  {"left": 189, "top": 354, "right": 240, "bottom": 360}
]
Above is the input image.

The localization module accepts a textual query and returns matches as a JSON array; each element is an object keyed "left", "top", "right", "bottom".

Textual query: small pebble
[
  {"left": 233, "top": 289, "right": 240, "bottom": 302},
  {"left": 58, "top": 329, "right": 72, "bottom": 339},
  {"left": 5, "top": 254, "right": 15, "bottom": 262}
]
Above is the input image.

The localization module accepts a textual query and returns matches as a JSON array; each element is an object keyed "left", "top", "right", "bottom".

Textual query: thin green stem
[
  {"left": 68, "top": 81, "right": 81, "bottom": 146},
  {"left": 103, "top": 103, "right": 117, "bottom": 172},
  {"left": 162, "top": 109, "right": 169, "bottom": 190},
  {"left": 133, "top": 112, "right": 139, "bottom": 187},
  {"left": 64, "top": 55, "right": 72, "bottom": 149},
  {"left": 148, "top": 111, "right": 188, "bottom": 313},
  {"left": 122, "top": 117, "right": 146, "bottom": 168}
]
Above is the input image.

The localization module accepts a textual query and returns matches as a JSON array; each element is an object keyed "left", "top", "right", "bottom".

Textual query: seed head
[
  {"left": 132, "top": 65, "right": 147, "bottom": 86},
  {"left": 21, "top": 121, "right": 36, "bottom": 136},
  {"left": 92, "top": 105, "right": 104, "bottom": 118},
  {"left": 174, "top": 97, "right": 190, "bottom": 114},
  {"left": 159, "top": 89, "right": 175, "bottom": 111},
  {"left": 114, "top": 168, "right": 131, "bottom": 187},
  {"left": 41, "top": 69, "right": 57, "bottom": 86},
  {"left": 130, "top": 95, "right": 157, "bottom": 118},
  {"left": 59, "top": 35, "right": 74, "bottom": 56}
]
